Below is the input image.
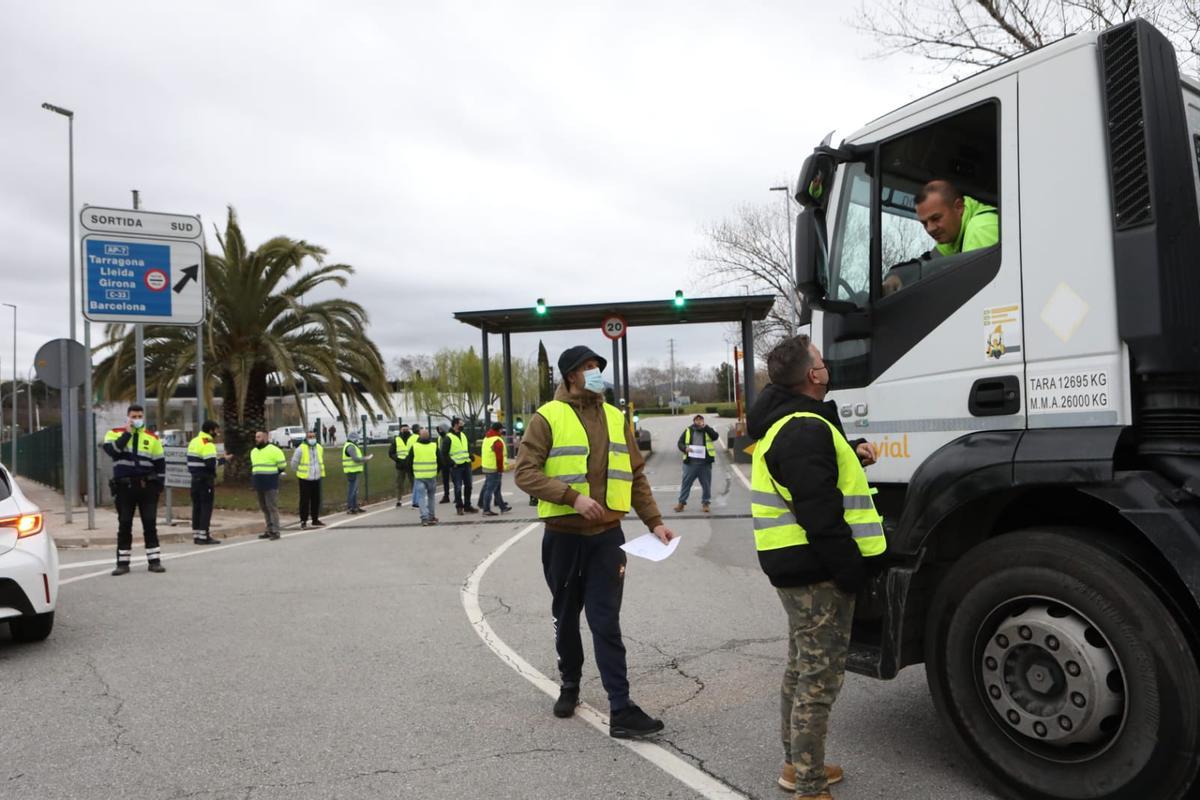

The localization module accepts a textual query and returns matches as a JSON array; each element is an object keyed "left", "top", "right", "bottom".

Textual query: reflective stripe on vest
[
  {"left": 681, "top": 427, "right": 717, "bottom": 460},
  {"left": 342, "top": 442, "right": 364, "bottom": 474},
  {"left": 447, "top": 431, "right": 470, "bottom": 465},
  {"left": 750, "top": 412, "right": 885, "bottom": 557},
  {"left": 394, "top": 435, "right": 412, "bottom": 460},
  {"left": 187, "top": 433, "right": 217, "bottom": 473},
  {"left": 536, "top": 400, "right": 632, "bottom": 518},
  {"left": 481, "top": 434, "right": 508, "bottom": 473},
  {"left": 299, "top": 444, "right": 326, "bottom": 478},
  {"left": 410, "top": 440, "right": 439, "bottom": 480},
  {"left": 251, "top": 444, "right": 287, "bottom": 475}
]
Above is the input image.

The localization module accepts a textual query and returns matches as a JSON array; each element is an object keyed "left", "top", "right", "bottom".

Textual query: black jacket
[
  {"left": 676, "top": 424, "right": 718, "bottom": 464},
  {"left": 747, "top": 383, "right": 869, "bottom": 593},
  {"left": 387, "top": 432, "right": 414, "bottom": 471}
]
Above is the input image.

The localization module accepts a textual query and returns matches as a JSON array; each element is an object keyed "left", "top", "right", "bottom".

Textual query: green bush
[{"left": 705, "top": 405, "right": 718, "bottom": 413}]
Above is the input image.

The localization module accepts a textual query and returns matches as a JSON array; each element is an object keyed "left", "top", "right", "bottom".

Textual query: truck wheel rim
[{"left": 976, "top": 598, "right": 1127, "bottom": 762}]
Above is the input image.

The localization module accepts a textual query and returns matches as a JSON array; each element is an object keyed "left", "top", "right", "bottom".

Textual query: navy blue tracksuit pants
[{"left": 542, "top": 526, "right": 629, "bottom": 711}]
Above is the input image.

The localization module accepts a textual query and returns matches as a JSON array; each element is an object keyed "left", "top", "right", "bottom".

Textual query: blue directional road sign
[{"left": 79, "top": 207, "right": 205, "bottom": 325}]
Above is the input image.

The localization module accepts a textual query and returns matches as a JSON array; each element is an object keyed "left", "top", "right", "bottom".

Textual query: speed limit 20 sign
[{"left": 601, "top": 315, "right": 627, "bottom": 340}]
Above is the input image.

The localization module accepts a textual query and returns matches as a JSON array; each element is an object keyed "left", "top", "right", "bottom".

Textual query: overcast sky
[{"left": 0, "top": 0, "right": 941, "bottom": 392}]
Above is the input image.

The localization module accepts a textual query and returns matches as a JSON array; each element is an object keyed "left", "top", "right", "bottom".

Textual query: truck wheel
[
  {"left": 9, "top": 611, "right": 54, "bottom": 643},
  {"left": 925, "top": 529, "right": 1200, "bottom": 800}
]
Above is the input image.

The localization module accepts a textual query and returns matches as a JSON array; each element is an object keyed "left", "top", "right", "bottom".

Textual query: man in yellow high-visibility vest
[
  {"left": 441, "top": 416, "right": 477, "bottom": 515},
  {"left": 748, "top": 334, "right": 884, "bottom": 800},
  {"left": 515, "top": 345, "right": 676, "bottom": 740}
]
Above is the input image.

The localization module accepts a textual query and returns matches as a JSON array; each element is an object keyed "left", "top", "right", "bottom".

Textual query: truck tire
[
  {"left": 9, "top": 611, "right": 54, "bottom": 643},
  {"left": 925, "top": 529, "right": 1200, "bottom": 800}
]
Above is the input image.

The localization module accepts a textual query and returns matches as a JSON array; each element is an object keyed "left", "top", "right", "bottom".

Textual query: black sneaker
[
  {"left": 481, "top": 510, "right": 498, "bottom": 517},
  {"left": 499, "top": 505, "right": 513, "bottom": 513},
  {"left": 609, "top": 704, "right": 664, "bottom": 738},
  {"left": 194, "top": 537, "right": 221, "bottom": 545},
  {"left": 310, "top": 520, "right": 326, "bottom": 528},
  {"left": 439, "top": 496, "right": 451, "bottom": 504},
  {"left": 268, "top": 533, "right": 281, "bottom": 540},
  {"left": 111, "top": 564, "right": 130, "bottom": 576},
  {"left": 300, "top": 521, "right": 308, "bottom": 530},
  {"left": 553, "top": 687, "right": 580, "bottom": 718},
  {"left": 148, "top": 562, "right": 166, "bottom": 573},
  {"left": 258, "top": 532, "right": 271, "bottom": 539}
]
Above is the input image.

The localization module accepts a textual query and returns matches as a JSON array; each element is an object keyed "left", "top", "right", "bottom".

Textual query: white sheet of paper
[
  {"left": 687, "top": 445, "right": 707, "bottom": 459},
  {"left": 621, "top": 533, "right": 682, "bottom": 562}
]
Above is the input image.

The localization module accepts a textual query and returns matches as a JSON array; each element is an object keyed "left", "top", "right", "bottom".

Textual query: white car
[
  {"left": 0, "top": 464, "right": 58, "bottom": 642},
  {"left": 269, "top": 425, "right": 307, "bottom": 448}
]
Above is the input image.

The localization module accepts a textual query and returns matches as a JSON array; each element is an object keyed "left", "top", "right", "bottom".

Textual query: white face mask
[
  {"left": 130, "top": 418, "right": 145, "bottom": 429},
  {"left": 582, "top": 368, "right": 605, "bottom": 394},
  {"left": 306, "top": 437, "right": 316, "bottom": 446}
]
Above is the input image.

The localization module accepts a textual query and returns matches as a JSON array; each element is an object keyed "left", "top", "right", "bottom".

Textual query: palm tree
[{"left": 94, "top": 207, "right": 394, "bottom": 481}]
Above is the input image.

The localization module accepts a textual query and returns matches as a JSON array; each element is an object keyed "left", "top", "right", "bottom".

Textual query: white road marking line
[
  {"left": 58, "top": 499, "right": 400, "bottom": 585},
  {"left": 462, "top": 522, "right": 747, "bottom": 800},
  {"left": 58, "top": 476, "right": 492, "bottom": 580}
]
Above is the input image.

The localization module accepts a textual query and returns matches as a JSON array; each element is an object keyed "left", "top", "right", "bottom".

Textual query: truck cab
[{"left": 793, "top": 19, "right": 1200, "bottom": 800}]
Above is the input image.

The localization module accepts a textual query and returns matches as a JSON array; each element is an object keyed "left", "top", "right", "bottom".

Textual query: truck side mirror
[{"left": 795, "top": 207, "right": 828, "bottom": 307}]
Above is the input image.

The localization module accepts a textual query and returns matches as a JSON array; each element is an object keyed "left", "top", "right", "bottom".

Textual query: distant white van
[{"left": 269, "top": 425, "right": 307, "bottom": 448}]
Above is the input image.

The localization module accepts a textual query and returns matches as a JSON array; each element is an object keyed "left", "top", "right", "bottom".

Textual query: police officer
[
  {"left": 187, "top": 420, "right": 229, "bottom": 545},
  {"left": 102, "top": 403, "right": 167, "bottom": 575},
  {"left": 514, "top": 345, "right": 675, "bottom": 739},
  {"left": 747, "top": 335, "right": 886, "bottom": 799},
  {"left": 388, "top": 422, "right": 415, "bottom": 508},
  {"left": 442, "top": 417, "right": 477, "bottom": 515}
]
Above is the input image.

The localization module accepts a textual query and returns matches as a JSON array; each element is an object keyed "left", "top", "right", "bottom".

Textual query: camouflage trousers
[{"left": 777, "top": 580, "right": 856, "bottom": 796}]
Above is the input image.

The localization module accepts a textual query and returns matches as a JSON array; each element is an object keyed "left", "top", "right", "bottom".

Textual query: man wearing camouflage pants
[{"left": 746, "top": 335, "right": 887, "bottom": 799}]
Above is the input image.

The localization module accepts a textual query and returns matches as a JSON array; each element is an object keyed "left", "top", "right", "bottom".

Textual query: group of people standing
[
  {"left": 100, "top": 338, "right": 878, "bottom": 800},
  {"left": 387, "top": 417, "right": 513, "bottom": 526}
]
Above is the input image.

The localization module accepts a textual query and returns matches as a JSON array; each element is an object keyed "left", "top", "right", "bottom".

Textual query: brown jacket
[{"left": 514, "top": 382, "right": 663, "bottom": 535}]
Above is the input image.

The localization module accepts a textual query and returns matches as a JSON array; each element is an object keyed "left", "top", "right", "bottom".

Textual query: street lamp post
[
  {"left": 770, "top": 185, "right": 798, "bottom": 335},
  {"left": 2, "top": 303, "right": 15, "bottom": 474},
  {"left": 42, "top": 102, "right": 77, "bottom": 523}
]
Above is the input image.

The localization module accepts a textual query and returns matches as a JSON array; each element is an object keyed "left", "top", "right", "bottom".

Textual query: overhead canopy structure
[
  {"left": 454, "top": 294, "right": 776, "bottom": 430},
  {"left": 454, "top": 294, "right": 776, "bottom": 334}
]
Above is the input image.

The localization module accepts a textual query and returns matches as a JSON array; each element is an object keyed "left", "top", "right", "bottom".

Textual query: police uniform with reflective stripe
[
  {"left": 751, "top": 411, "right": 886, "bottom": 560},
  {"left": 187, "top": 432, "right": 220, "bottom": 541},
  {"left": 102, "top": 427, "right": 166, "bottom": 567}
]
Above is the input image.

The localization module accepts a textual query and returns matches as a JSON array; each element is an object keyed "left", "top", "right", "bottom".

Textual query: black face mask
[{"left": 255, "top": 442, "right": 267, "bottom": 449}]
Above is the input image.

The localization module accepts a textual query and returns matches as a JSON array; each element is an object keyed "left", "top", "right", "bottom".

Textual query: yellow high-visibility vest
[
  {"left": 410, "top": 439, "right": 439, "bottom": 480},
  {"left": 298, "top": 443, "right": 326, "bottom": 478},
  {"left": 446, "top": 431, "right": 470, "bottom": 465},
  {"left": 250, "top": 444, "right": 287, "bottom": 475},
  {"left": 750, "top": 412, "right": 885, "bottom": 557},
  {"left": 536, "top": 400, "right": 632, "bottom": 519},
  {"left": 342, "top": 441, "right": 364, "bottom": 474},
  {"left": 681, "top": 427, "right": 717, "bottom": 460},
  {"left": 481, "top": 434, "right": 508, "bottom": 473}
]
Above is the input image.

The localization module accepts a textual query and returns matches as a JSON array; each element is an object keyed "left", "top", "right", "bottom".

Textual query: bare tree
[
  {"left": 857, "top": 0, "right": 1200, "bottom": 74},
  {"left": 694, "top": 202, "right": 798, "bottom": 348}
]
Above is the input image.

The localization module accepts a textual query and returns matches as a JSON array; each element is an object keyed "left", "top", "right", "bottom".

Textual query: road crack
[{"left": 83, "top": 657, "right": 142, "bottom": 757}]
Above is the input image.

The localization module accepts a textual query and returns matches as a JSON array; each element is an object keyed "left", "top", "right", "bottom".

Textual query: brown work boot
[
  {"left": 794, "top": 794, "right": 833, "bottom": 800},
  {"left": 673, "top": 503, "right": 685, "bottom": 512},
  {"left": 778, "top": 762, "right": 843, "bottom": 792}
]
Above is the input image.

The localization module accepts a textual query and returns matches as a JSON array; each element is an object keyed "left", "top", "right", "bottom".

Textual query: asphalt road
[{"left": 1, "top": 415, "right": 999, "bottom": 800}]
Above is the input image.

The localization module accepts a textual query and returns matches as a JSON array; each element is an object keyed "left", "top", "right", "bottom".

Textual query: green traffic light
[
  {"left": 535, "top": 298, "right": 547, "bottom": 315},
  {"left": 673, "top": 290, "right": 685, "bottom": 307}
]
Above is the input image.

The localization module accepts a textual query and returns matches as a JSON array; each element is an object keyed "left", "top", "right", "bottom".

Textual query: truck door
[{"left": 820, "top": 76, "right": 1023, "bottom": 484}]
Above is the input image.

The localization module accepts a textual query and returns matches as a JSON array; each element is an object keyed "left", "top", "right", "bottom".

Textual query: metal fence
[{"left": 14, "top": 425, "right": 63, "bottom": 489}]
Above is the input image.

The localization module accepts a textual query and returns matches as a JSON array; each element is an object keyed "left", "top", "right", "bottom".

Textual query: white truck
[{"left": 792, "top": 19, "right": 1200, "bottom": 800}]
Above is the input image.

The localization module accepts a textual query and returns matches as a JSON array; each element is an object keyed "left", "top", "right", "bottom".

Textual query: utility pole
[
  {"left": 668, "top": 338, "right": 676, "bottom": 404},
  {"left": 132, "top": 190, "right": 146, "bottom": 414}
]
